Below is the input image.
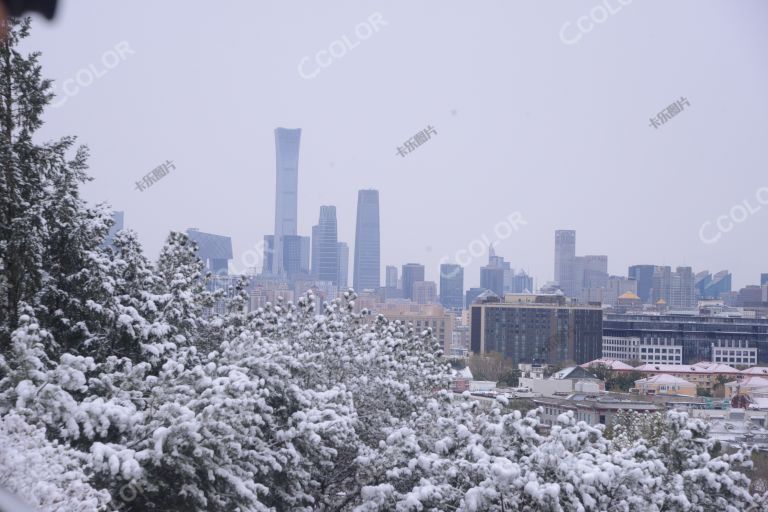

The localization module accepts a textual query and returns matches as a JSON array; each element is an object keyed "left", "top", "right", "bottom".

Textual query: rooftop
[
  {"left": 581, "top": 358, "right": 635, "bottom": 371},
  {"left": 635, "top": 373, "right": 694, "bottom": 386},
  {"left": 635, "top": 362, "right": 740, "bottom": 374}
]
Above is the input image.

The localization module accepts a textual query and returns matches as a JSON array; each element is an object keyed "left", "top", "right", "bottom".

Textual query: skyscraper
[
  {"left": 283, "top": 235, "right": 310, "bottom": 276},
  {"left": 762, "top": 273, "right": 768, "bottom": 286},
  {"left": 386, "top": 265, "right": 399, "bottom": 289},
  {"left": 511, "top": 271, "right": 534, "bottom": 294},
  {"left": 652, "top": 266, "right": 695, "bottom": 309},
  {"left": 413, "top": 281, "right": 438, "bottom": 305},
  {"left": 271, "top": 128, "right": 301, "bottom": 275},
  {"left": 186, "top": 228, "right": 233, "bottom": 275},
  {"left": 440, "top": 263, "right": 464, "bottom": 312},
  {"left": 337, "top": 242, "right": 349, "bottom": 289},
  {"left": 628, "top": 265, "right": 656, "bottom": 303},
  {"left": 311, "top": 206, "right": 339, "bottom": 284},
  {"left": 353, "top": 189, "right": 380, "bottom": 291},
  {"left": 102, "top": 210, "right": 124, "bottom": 248},
  {"left": 480, "top": 266, "right": 505, "bottom": 298},
  {"left": 554, "top": 230, "right": 576, "bottom": 297},
  {"left": 402, "top": 263, "right": 425, "bottom": 300}
]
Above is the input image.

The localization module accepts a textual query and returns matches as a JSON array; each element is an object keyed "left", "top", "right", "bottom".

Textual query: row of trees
[{"left": 0, "top": 16, "right": 767, "bottom": 511}]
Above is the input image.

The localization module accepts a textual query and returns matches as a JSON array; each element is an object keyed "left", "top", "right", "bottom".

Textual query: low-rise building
[
  {"left": 534, "top": 394, "right": 660, "bottom": 428},
  {"left": 633, "top": 361, "right": 741, "bottom": 392},
  {"left": 519, "top": 366, "right": 603, "bottom": 397},
  {"left": 634, "top": 374, "right": 696, "bottom": 397},
  {"left": 581, "top": 358, "right": 635, "bottom": 372}
]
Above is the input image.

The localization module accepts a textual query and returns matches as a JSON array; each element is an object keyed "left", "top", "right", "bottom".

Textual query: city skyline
[{"left": 24, "top": 1, "right": 768, "bottom": 290}]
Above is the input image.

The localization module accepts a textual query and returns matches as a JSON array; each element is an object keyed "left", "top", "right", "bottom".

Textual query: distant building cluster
[{"left": 110, "top": 128, "right": 768, "bottom": 373}]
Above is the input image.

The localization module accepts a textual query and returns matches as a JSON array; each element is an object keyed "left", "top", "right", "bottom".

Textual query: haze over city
[{"left": 21, "top": 0, "right": 768, "bottom": 289}]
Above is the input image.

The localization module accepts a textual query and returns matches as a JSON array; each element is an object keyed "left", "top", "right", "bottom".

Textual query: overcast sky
[{"left": 21, "top": 0, "right": 768, "bottom": 290}]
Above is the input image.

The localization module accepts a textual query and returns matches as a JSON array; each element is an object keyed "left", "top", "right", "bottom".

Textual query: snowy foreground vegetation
[{"left": 1, "top": 17, "right": 768, "bottom": 512}]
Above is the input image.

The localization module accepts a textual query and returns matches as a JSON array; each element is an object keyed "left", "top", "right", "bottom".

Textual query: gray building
[
  {"left": 186, "top": 228, "right": 233, "bottom": 275},
  {"left": 511, "top": 271, "right": 534, "bottom": 293},
  {"left": 402, "top": 263, "right": 425, "bottom": 301},
  {"left": 385, "top": 265, "right": 398, "bottom": 289},
  {"left": 628, "top": 264, "right": 656, "bottom": 304},
  {"left": 283, "top": 235, "right": 310, "bottom": 277},
  {"left": 480, "top": 265, "right": 505, "bottom": 298},
  {"left": 761, "top": 273, "right": 768, "bottom": 286},
  {"left": 439, "top": 263, "right": 464, "bottom": 312},
  {"left": 103, "top": 210, "right": 124, "bottom": 248},
  {"left": 353, "top": 189, "right": 380, "bottom": 291},
  {"left": 582, "top": 255, "right": 608, "bottom": 291},
  {"left": 652, "top": 266, "right": 695, "bottom": 309},
  {"left": 271, "top": 127, "right": 301, "bottom": 276},
  {"left": 603, "top": 313, "right": 768, "bottom": 365},
  {"left": 554, "top": 230, "right": 577, "bottom": 298},
  {"left": 470, "top": 294, "right": 603, "bottom": 365},
  {"left": 695, "top": 270, "right": 732, "bottom": 300},
  {"left": 466, "top": 287, "right": 488, "bottom": 308},
  {"left": 337, "top": 242, "right": 349, "bottom": 290},
  {"left": 312, "top": 206, "right": 339, "bottom": 284}
]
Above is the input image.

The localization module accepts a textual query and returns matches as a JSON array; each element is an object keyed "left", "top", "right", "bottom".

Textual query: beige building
[
  {"left": 412, "top": 281, "right": 438, "bottom": 305},
  {"left": 373, "top": 302, "right": 454, "bottom": 353},
  {"left": 249, "top": 283, "right": 294, "bottom": 310},
  {"left": 634, "top": 374, "right": 696, "bottom": 397},
  {"left": 634, "top": 362, "right": 741, "bottom": 392}
]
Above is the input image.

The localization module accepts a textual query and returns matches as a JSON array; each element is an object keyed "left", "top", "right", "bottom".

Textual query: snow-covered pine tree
[{"left": 0, "top": 17, "right": 51, "bottom": 351}]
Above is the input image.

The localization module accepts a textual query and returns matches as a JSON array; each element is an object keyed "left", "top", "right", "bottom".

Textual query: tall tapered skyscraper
[
  {"left": 312, "top": 206, "right": 339, "bottom": 284},
  {"left": 271, "top": 128, "right": 301, "bottom": 275},
  {"left": 353, "top": 189, "right": 380, "bottom": 291}
]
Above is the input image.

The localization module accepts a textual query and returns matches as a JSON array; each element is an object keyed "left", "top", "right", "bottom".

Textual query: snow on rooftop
[
  {"left": 581, "top": 358, "right": 635, "bottom": 371},
  {"left": 741, "top": 367, "right": 768, "bottom": 376},
  {"left": 635, "top": 373, "right": 694, "bottom": 385},
  {"left": 635, "top": 362, "right": 740, "bottom": 374}
]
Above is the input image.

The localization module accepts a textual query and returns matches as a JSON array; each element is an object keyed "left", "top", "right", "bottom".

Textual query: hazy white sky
[{"left": 22, "top": 0, "right": 768, "bottom": 290}]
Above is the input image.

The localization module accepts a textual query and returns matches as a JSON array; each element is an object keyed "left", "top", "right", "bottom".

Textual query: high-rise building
[
  {"left": 262, "top": 235, "right": 274, "bottom": 274},
  {"left": 511, "top": 271, "right": 534, "bottom": 294},
  {"left": 103, "top": 211, "right": 124, "bottom": 248},
  {"left": 582, "top": 255, "right": 608, "bottom": 291},
  {"left": 439, "top": 263, "right": 464, "bottom": 312},
  {"left": 761, "top": 273, "right": 768, "bottom": 286},
  {"left": 402, "top": 263, "right": 425, "bottom": 301},
  {"left": 466, "top": 287, "right": 489, "bottom": 308},
  {"left": 337, "top": 242, "right": 349, "bottom": 289},
  {"left": 271, "top": 128, "right": 301, "bottom": 275},
  {"left": 470, "top": 294, "right": 603, "bottom": 365},
  {"left": 373, "top": 303, "right": 455, "bottom": 353},
  {"left": 186, "top": 228, "right": 233, "bottom": 275},
  {"left": 652, "top": 266, "right": 695, "bottom": 309},
  {"left": 554, "top": 230, "right": 576, "bottom": 297},
  {"left": 385, "top": 265, "right": 398, "bottom": 289},
  {"left": 628, "top": 265, "right": 656, "bottom": 304},
  {"left": 480, "top": 266, "right": 505, "bottom": 298},
  {"left": 413, "top": 281, "right": 437, "bottom": 305},
  {"left": 311, "top": 206, "right": 339, "bottom": 284},
  {"left": 480, "top": 247, "right": 507, "bottom": 297},
  {"left": 706, "top": 270, "right": 732, "bottom": 299},
  {"left": 283, "top": 235, "right": 310, "bottom": 276},
  {"left": 353, "top": 189, "right": 380, "bottom": 291}
]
